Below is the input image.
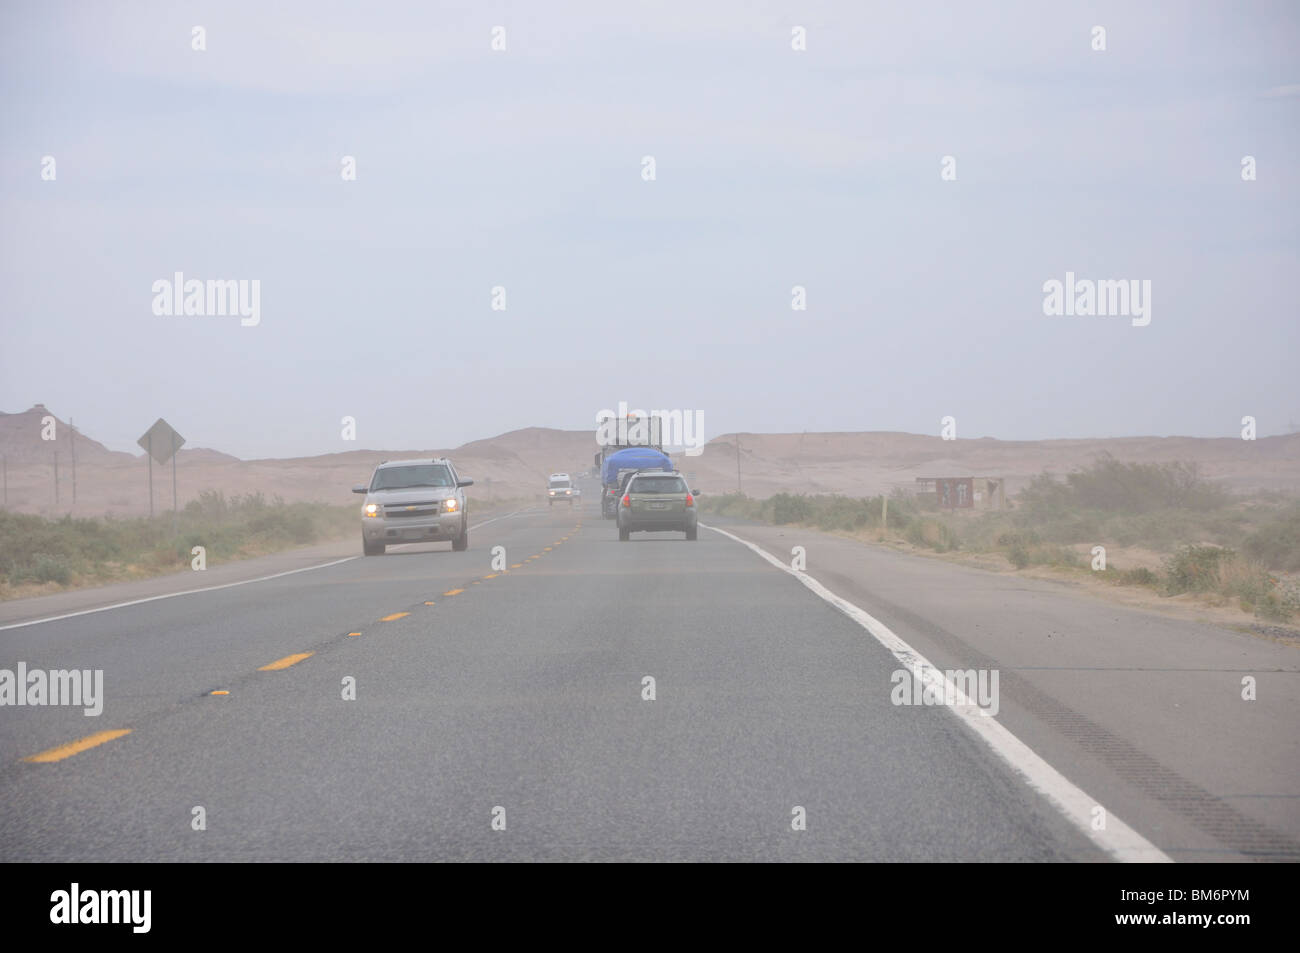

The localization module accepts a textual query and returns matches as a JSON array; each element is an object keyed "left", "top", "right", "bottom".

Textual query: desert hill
[{"left": 0, "top": 405, "right": 1295, "bottom": 518}]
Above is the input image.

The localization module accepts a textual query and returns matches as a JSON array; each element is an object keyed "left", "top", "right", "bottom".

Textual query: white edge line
[
  {"left": 701, "top": 521, "right": 1174, "bottom": 864},
  {"left": 0, "top": 508, "right": 537, "bottom": 632},
  {"left": 0, "top": 557, "right": 358, "bottom": 632}
]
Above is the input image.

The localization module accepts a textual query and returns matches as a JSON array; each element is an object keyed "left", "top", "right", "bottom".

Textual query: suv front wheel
[
  {"left": 363, "top": 536, "right": 385, "bottom": 556},
  {"left": 452, "top": 517, "right": 469, "bottom": 551}
]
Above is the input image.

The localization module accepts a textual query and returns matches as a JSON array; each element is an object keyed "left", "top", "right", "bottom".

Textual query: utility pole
[
  {"left": 54, "top": 451, "right": 59, "bottom": 505},
  {"left": 2, "top": 454, "right": 6, "bottom": 508},
  {"left": 736, "top": 434, "right": 743, "bottom": 495},
  {"left": 147, "top": 435, "right": 154, "bottom": 518},
  {"left": 70, "top": 417, "right": 77, "bottom": 504}
]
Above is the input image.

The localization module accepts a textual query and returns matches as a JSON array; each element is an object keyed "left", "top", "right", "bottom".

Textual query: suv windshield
[
  {"left": 372, "top": 465, "right": 454, "bottom": 490},
  {"left": 629, "top": 476, "right": 687, "bottom": 494}
]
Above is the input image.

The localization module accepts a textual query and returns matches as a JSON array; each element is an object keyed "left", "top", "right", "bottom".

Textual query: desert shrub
[
  {"left": 698, "top": 491, "right": 765, "bottom": 520},
  {"left": 811, "top": 496, "right": 879, "bottom": 532},
  {"left": 16, "top": 553, "right": 74, "bottom": 585},
  {"left": 997, "top": 531, "right": 1041, "bottom": 547},
  {"left": 0, "top": 497, "right": 354, "bottom": 593},
  {"left": 1017, "top": 473, "right": 1075, "bottom": 516},
  {"left": 770, "top": 493, "right": 813, "bottom": 525},
  {"left": 701, "top": 491, "right": 910, "bottom": 535},
  {"left": 907, "top": 518, "right": 957, "bottom": 552},
  {"left": 1241, "top": 507, "right": 1300, "bottom": 572},
  {"left": 1002, "top": 541, "right": 1079, "bottom": 569},
  {"left": 1211, "top": 553, "right": 1295, "bottom": 620},
  {"left": 1017, "top": 456, "right": 1229, "bottom": 517},
  {"left": 1163, "top": 545, "right": 1233, "bottom": 594},
  {"left": 1068, "top": 456, "right": 1229, "bottom": 512},
  {"left": 1114, "top": 567, "right": 1159, "bottom": 587}
]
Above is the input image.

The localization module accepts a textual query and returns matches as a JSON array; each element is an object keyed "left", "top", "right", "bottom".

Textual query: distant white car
[{"left": 547, "top": 473, "right": 575, "bottom": 506}]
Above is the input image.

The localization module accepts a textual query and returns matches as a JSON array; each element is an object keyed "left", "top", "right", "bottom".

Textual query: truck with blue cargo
[
  {"left": 598, "top": 446, "right": 674, "bottom": 519},
  {"left": 593, "top": 411, "right": 667, "bottom": 519}
]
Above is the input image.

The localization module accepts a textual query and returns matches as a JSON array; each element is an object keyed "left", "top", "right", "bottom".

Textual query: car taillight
[
  {"left": 621, "top": 494, "right": 630, "bottom": 506},
  {"left": 685, "top": 494, "right": 694, "bottom": 507}
]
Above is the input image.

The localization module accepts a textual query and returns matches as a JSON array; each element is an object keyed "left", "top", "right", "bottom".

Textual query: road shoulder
[{"left": 703, "top": 515, "right": 1300, "bottom": 862}]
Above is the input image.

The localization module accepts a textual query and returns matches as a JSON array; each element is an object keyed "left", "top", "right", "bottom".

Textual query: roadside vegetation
[
  {"left": 0, "top": 491, "right": 549, "bottom": 600},
  {"left": 0, "top": 491, "right": 356, "bottom": 600},
  {"left": 700, "top": 456, "right": 1300, "bottom": 623}
]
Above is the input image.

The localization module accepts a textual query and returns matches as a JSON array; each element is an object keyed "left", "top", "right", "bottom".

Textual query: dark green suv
[{"left": 616, "top": 471, "right": 699, "bottom": 541}]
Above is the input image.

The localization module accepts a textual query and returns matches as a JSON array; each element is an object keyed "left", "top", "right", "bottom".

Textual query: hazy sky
[{"left": 2, "top": 1, "right": 1297, "bottom": 458}]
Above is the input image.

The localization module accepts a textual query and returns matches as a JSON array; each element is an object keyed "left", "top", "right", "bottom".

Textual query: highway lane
[
  {"left": 0, "top": 507, "right": 565, "bottom": 765},
  {"left": 0, "top": 502, "right": 1100, "bottom": 861}
]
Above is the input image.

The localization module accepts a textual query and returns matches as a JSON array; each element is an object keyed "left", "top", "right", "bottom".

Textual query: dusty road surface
[{"left": 1, "top": 494, "right": 1295, "bottom": 861}]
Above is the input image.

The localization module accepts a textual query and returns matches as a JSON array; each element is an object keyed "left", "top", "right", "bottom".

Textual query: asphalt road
[{"left": 0, "top": 495, "right": 1294, "bottom": 861}]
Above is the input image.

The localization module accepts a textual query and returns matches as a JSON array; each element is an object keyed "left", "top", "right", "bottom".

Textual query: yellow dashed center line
[
  {"left": 423, "top": 601, "right": 436, "bottom": 606},
  {"left": 23, "top": 729, "right": 132, "bottom": 763},
  {"left": 380, "top": 612, "right": 409, "bottom": 622},
  {"left": 210, "top": 690, "right": 230, "bottom": 695},
  {"left": 259, "top": 652, "right": 314, "bottom": 671},
  {"left": 543, "top": 547, "right": 552, "bottom": 551},
  {"left": 509, "top": 563, "right": 522, "bottom": 569},
  {"left": 444, "top": 588, "right": 464, "bottom": 596},
  {"left": 483, "top": 573, "right": 498, "bottom": 579},
  {"left": 347, "top": 631, "right": 363, "bottom": 637}
]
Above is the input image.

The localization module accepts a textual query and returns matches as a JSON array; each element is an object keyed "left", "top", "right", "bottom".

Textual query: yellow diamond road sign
[{"left": 137, "top": 418, "right": 185, "bottom": 465}]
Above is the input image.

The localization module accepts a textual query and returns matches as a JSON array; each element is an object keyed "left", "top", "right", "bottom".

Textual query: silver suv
[{"left": 352, "top": 459, "right": 474, "bottom": 556}]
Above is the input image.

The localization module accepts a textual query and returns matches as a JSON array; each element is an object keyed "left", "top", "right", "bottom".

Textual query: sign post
[{"left": 137, "top": 419, "right": 186, "bottom": 527}]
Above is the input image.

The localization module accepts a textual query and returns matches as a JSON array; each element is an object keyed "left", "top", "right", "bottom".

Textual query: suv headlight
[
  {"left": 363, "top": 503, "right": 381, "bottom": 517},
  {"left": 444, "top": 498, "right": 459, "bottom": 512}
]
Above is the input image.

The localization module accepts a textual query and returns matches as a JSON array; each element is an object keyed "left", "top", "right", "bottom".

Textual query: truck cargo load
[{"left": 600, "top": 447, "right": 673, "bottom": 487}]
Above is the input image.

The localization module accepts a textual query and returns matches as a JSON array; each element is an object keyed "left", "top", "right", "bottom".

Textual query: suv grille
[{"left": 384, "top": 501, "right": 440, "bottom": 518}]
